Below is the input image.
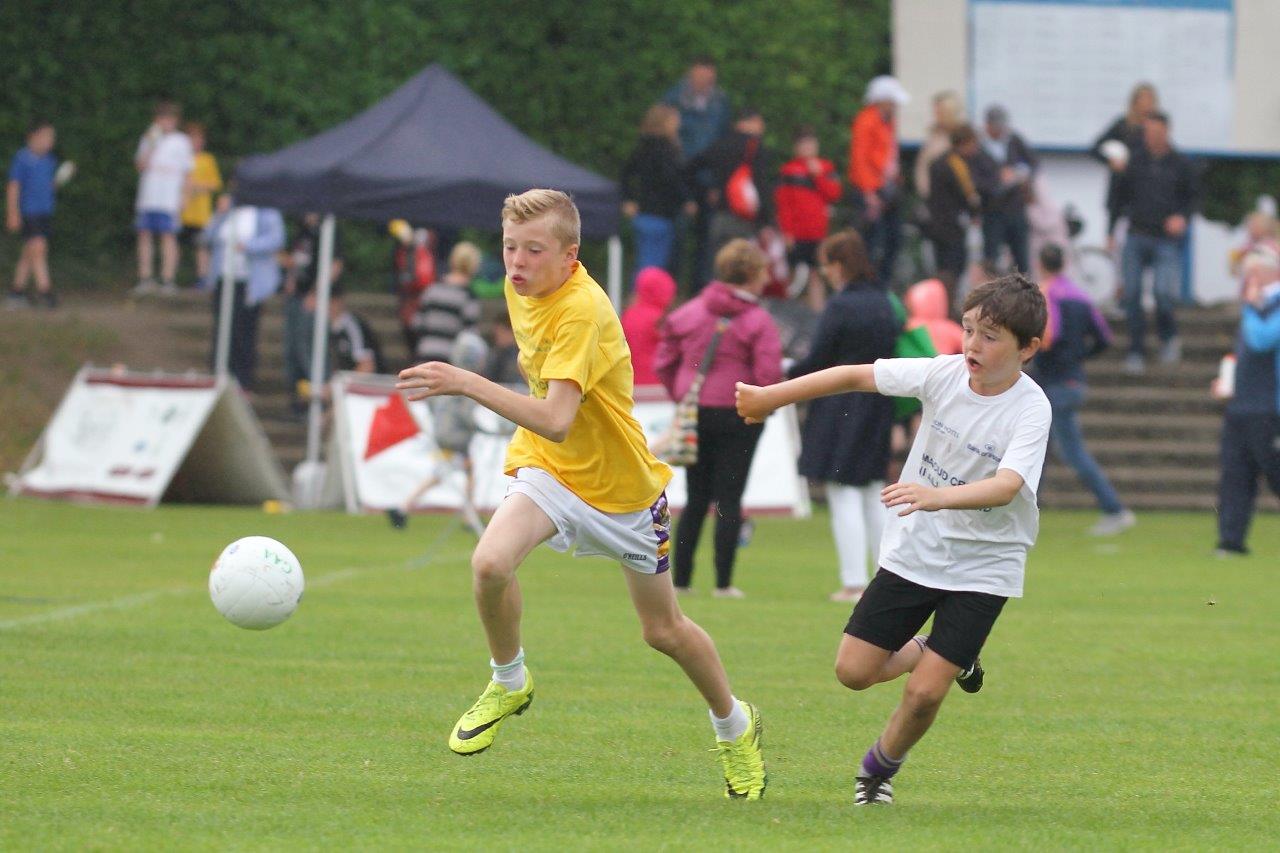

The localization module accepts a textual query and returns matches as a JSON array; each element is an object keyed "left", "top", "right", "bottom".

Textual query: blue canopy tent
[{"left": 232, "top": 64, "right": 623, "bottom": 485}]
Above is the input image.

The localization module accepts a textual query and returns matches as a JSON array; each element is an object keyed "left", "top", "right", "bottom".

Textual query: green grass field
[{"left": 2, "top": 499, "right": 1277, "bottom": 850}]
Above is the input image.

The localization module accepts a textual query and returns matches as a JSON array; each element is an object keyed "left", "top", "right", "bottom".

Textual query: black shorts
[
  {"left": 180, "top": 225, "right": 204, "bottom": 247},
  {"left": 21, "top": 214, "right": 51, "bottom": 240},
  {"left": 844, "top": 568, "right": 1007, "bottom": 669},
  {"left": 787, "top": 240, "right": 820, "bottom": 269}
]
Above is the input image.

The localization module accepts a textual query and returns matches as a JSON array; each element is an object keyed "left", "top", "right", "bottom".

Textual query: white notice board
[{"left": 970, "top": 0, "right": 1234, "bottom": 151}]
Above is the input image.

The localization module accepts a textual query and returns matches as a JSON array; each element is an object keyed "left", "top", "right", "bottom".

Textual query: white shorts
[{"left": 506, "top": 467, "right": 671, "bottom": 575}]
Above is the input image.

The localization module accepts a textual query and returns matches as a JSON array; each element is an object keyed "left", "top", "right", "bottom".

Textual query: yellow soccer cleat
[
  {"left": 448, "top": 671, "right": 535, "bottom": 756},
  {"left": 716, "top": 701, "right": 767, "bottom": 800}
]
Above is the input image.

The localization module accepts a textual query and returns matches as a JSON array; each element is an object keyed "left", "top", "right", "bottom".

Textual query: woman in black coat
[
  {"left": 1090, "top": 82, "right": 1159, "bottom": 240},
  {"left": 788, "top": 230, "right": 901, "bottom": 601}
]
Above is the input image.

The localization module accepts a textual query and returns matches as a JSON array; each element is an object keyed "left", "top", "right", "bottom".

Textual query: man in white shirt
[
  {"left": 736, "top": 273, "right": 1050, "bottom": 807},
  {"left": 134, "top": 100, "right": 193, "bottom": 295}
]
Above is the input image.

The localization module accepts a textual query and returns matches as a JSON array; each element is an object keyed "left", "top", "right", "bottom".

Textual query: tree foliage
[
  {"left": 3, "top": 0, "right": 1273, "bottom": 283},
  {"left": 0, "top": 0, "right": 889, "bottom": 278}
]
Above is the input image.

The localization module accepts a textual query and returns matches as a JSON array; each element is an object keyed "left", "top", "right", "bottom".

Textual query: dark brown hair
[
  {"left": 949, "top": 123, "right": 977, "bottom": 148},
  {"left": 961, "top": 272, "right": 1047, "bottom": 349},
  {"left": 818, "top": 229, "right": 874, "bottom": 284}
]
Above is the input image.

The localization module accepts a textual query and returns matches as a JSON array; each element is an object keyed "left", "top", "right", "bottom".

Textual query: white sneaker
[
  {"left": 1121, "top": 353, "right": 1146, "bottom": 375},
  {"left": 1159, "top": 337, "right": 1182, "bottom": 365},
  {"left": 131, "top": 279, "right": 158, "bottom": 296},
  {"left": 829, "top": 588, "right": 863, "bottom": 603},
  {"left": 712, "top": 586, "right": 746, "bottom": 599},
  {"left": 1089, "top": 509, "right": 1136, "bottom": 536}
]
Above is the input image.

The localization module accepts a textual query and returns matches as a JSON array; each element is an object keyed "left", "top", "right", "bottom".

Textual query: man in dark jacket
[
  {"left": 972, "top": 105, "right": 1038, "bottom": 275},
  {"left": 1214, "top": 247, "right": 1280, "bottom": 556},
  {"left": 686, "top": 108, "right": 774, "bottom": 274},
  {"left": 1113, "top": 112, "right": 1198, "bottom": 374}
]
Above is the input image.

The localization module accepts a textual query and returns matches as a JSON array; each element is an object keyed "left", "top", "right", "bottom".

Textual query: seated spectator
[
  {"left": 323, "top": 283, "right": 384, "bottom": 375},
  {"left": 903, "top": 278, "right": 963, "bottom": 354},
  {"left": 413, "top": 240, "right": 480, "bottom": 364},
  {"left": 621, "top": 266, "right": 677, "bottom": 386}
]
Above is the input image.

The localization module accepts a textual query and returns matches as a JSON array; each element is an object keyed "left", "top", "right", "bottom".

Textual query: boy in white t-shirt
[
  {"left": 133, "top": 100, "right": 193, "bottom": 295},
  {"left": 737, "top": 273, "right": 1050, "bottom": 806}
]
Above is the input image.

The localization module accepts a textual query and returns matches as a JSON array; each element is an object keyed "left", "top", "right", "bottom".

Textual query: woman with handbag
[
  {"left": 787, "top": 230, "right": 901, "bottom": 603},
  {"left": 654, "top": 239, "right": 783, "bottom": 597}
]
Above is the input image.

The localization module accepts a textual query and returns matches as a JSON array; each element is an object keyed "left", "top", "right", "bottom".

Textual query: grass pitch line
[
  {"left": 0, "top": 549, "right": 473, "bottom": 631},
  {"left": 0, "top": 587, "right": 191, "bottom": 630}
]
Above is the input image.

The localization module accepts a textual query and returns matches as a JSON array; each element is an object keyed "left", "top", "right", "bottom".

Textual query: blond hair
[
  {"left": 714, "top": 238, "right": 768, "bottom": 286},
  {"left": 932, "top": 90, "right": 963, "bottom": 131},
  {"left": 449, "top": 241, "right": 482, "bottom": 278},
  {"left": 501, "top": 189, "right": 581, "bottom": 249},
  {"left": 640, "top": 103, "right": 679, "bottom": 141}
]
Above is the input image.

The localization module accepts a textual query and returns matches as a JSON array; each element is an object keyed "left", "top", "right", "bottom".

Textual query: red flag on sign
[{"left": 363, "top": 393, "right": 420, "bottom": 460}]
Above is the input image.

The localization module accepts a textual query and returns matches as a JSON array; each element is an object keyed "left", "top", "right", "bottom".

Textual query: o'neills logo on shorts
[{"left": 623, "top": 553, "right": 649, "bottom": 561}]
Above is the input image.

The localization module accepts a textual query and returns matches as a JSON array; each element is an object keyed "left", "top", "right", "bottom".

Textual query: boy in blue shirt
[{"left": 7, "top": 120, "right": 66, "bottom": 309}]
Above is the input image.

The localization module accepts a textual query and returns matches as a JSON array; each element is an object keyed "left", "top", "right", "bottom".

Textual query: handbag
[
  {"left": 652, "top": 318, "right": 731, "bottom": 466},
  {"left": 725, "top": 138, "right": 761, "bottom": 221}
]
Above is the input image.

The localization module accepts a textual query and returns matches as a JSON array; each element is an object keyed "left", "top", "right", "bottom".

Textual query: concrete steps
[{"left": 138, "top": 291, "right": 1275, "bottom": 514}]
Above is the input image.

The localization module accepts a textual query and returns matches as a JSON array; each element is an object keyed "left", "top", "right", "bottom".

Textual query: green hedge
[
  {"left": 3, "top": 0, "right": 1273, "bottom": 286},
  {"left": 0, "top": 0, "right": 889, "bottom": 284}
]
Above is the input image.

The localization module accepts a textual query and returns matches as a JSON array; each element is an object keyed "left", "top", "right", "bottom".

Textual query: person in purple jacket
[
  {"left": 655, "top": 239, "right": 783, "bottom": 597},
  {"left": 1033, "top": 244, "right": 1135, "bottom": 536}
]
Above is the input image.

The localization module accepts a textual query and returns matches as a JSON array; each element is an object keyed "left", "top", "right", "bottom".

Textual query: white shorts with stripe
[{"left": 506, "top": 467, "right": 671, "bottom": 575}]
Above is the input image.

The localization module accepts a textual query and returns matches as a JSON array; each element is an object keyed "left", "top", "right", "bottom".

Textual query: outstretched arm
[
  {"left": 735, "top": 364, "right": 877, "bottom": 423},
  {"left": 881, "top": 468, "right": 1025, "bottom": 517},
  {"left": 398, "top": 362, "right": 581, "bottom": 443}
]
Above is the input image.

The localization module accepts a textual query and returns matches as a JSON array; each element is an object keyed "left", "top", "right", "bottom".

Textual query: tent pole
[
  {"left": 304, "top": 214, "right": 336, "bottom": 477},
  {"left": 607, "top": 235, "right": 622, "bottom": 312},
  {"left": 213, "top": 215, "right": 237, "bottom": 382}
]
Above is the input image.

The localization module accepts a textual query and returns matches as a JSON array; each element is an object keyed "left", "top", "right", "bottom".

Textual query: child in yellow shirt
[{"left": 397, "top": 189, "right": 766, "bottom": 799}]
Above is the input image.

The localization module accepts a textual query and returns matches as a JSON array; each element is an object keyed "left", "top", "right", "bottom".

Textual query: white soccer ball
[{"left": 209, "top": 536, "right": 305, "bottom": 630}]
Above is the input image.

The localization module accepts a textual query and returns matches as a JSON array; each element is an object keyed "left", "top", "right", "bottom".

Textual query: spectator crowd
[{"left": 7, "top": 61, "right": 1279, "bottom": 572}]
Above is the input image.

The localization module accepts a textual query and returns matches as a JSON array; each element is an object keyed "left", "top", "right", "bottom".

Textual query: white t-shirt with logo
[
  {"left": 135, "top": 131, "right": 194, "bottom": 214},
  {"left": 873, "top": 355, "right": 1051, "bottom": 598}
]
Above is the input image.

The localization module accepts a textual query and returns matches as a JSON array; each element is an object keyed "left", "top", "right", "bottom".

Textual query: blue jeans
[
  {"left": 1121, "top": 232, "right": 1181, "bottom": 356},
  {"left": 631, "top": 213, "right": 675, "bottom": 278},
  {"left": 981, "top": 208, "right": 1030, "bottom": 274},
  {"left": 1044, "top": 382, "right": 1124, "bottom": 515}
]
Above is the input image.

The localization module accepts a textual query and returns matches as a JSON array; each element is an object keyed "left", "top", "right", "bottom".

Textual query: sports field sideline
[{"left": 2, "top": 499, "right": 1276, "bottom": 849}]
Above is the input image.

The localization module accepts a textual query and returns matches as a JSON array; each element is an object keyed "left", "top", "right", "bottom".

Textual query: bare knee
[
  {"left": 642, "top": 618, "right": 686, "bottom": 656},
  {"left": 902, "top": 681, "right": 948, "bottom": 716},
  {"left": 470, "top": 548, "right": 515, "bottom": 588},
  {"left": 835, "top": 660, "right": 878, "bottom": 691}
]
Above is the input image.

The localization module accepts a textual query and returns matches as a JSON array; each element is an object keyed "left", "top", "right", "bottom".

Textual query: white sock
[
  {"left": 491, "top": 648, "right": 526, "bottom": 691},
  {"left": 710, "top": 697, "right": 749, "bottom": 742}
]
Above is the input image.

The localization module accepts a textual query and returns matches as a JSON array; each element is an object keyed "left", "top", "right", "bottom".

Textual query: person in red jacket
[
  {"left": 849, "top": 76, "right": 909, "bottom": 287},
  {"left": 655, "top": 239, "right": 783, "bottom": 597},
  {"left": 776, "top": 126, "right": 842, "bottom": 310},
  {"left": 621, "top": 266, "right": 677, "bottom": 386}
]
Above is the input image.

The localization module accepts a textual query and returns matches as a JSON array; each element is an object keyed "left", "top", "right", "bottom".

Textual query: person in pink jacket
[
  {"left": 621, "top": 266, "right": 677, "bottom": 386},
  {"left": 655, "top": 239, "right": 783, "bottom": 597},
  {"left": 904, "top": 278, "right": 964, "bottom": 354}
]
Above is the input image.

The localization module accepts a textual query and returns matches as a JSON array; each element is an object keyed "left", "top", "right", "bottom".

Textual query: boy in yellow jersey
[{"left": 397, "top": 189, "right": 765, "bottom": 799}]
